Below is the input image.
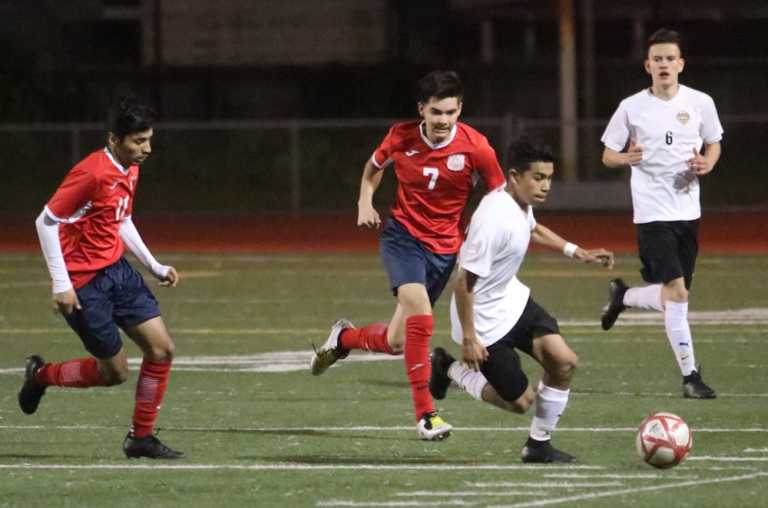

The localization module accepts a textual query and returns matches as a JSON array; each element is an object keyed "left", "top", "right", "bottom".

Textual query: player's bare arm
[
  {"left": 687, "top": 142, "right": 721, "bottom": 176},
  {"left": 357, "top": 158, "right": 384, "bottom": 228},
  {"left": 532, "top": 223, "right": 615, "bottom": 269},
  {"left": 602, "top": 141, "right": 643, "bottom": 168},
  {"left": 454, "top": 267, "right": 489, "bottom": 370}
]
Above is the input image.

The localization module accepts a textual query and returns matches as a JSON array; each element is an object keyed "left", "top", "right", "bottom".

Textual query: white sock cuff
[
  {"left": 447, "top": 360, "right": 465, "bottom": 382},
  {"left": 665, "top": 300, "right": 689, "bottom": 315},
  {"left": 624, "top": 284, "right": 663, "bottom": 311},
  {"left": 537, "top": 383, "right": 570, "bottom": 402},
  {"left": 448, "top": 362, "right": 487, "bottom": 401}
]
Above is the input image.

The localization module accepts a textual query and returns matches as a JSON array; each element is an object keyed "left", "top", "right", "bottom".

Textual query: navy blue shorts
[
  {"left": 63, "top": 257, "right": 162, "bottom": 359},
  {"left": 379, "top": 218, "right": 457, "bottom": 306}
]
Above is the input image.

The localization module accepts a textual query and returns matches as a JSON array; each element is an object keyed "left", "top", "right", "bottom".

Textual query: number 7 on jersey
[{"left": 423, "top": 167, "right": 439, "bottom": 190}]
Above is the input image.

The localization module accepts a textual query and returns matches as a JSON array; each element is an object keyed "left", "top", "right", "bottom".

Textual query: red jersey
[
  {"left": 45, "top": 148, "right": 138, "bottom": 288},
  {"left": 372, "top": 121, "right": 505, "bottom": 253}
]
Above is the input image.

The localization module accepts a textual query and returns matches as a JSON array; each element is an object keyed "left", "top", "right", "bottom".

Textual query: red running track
[{"left": 2, "top": 211, "right": 766, "bottom": 254}]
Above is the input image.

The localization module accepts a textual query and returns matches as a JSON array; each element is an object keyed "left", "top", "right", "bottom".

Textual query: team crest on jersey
[
  {"left": 446, "top": 154, "right": 466, "bottom": 171},
  {"left": 676, "top": 110, "right": 690, "bottom": 125}
]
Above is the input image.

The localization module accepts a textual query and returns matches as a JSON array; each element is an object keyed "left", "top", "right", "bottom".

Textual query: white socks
[
  {"left": 623, "top": 284, "right": 697, "bottom": 376},
  {"left": 664, "top": 301, "right": 697, "bottom": 376},
  {"left": 447, "top": 361, "right": 487, "bottom": 401},
  {"left": 623, "top": 284, "right": 663, "bottom": 311},
  {"left": 448, "top": 364, "right": 571, "bottom": 442},
  {"left": 529, "top": 381, "right": 570, "bottom": 441}
]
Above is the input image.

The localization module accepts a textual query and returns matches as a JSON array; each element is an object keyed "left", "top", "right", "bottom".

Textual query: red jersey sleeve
[
  {"left": 472, "top": 139, "right": 506, "bottom": 192},
  {"left": 371, "top": 126, "right": 396, "bottom": 169},
  {"left": 46, "top": 165, "right": 97, "bottom": 221}
]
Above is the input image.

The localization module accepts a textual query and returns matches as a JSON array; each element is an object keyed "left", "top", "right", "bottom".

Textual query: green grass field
[{"left": 1, "top": 252, "right": 767, "bottom": 507}]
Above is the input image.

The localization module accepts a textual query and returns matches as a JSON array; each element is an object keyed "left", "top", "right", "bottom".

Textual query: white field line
[
  {"left": 0, "top": 328, "right": 318, "bottom": 335},
  {"left": 0, "top": 306, "right": 766, "bottom": 336},
  {"left": 1, "top": 358, "right": 767, "bottom": 399},
  {"left": 688, "top": 456, "right": 768, "bottom": 462},
  {"left": 0, "top": 281, "right": 50, "bottom": 289},
  {"left": 0, "top": 463, "right": 600, "bottom": 472},
  {"left": 3, "top": 348, "right": 768, "bottom": 396},
  {"left": 175, "top": 297, "right": 393, "bottom": 305},
  {"left": 464, "top": 481, "right": 624, "bottom": 488},
  {"left": 578, "top": 391, "right": 768, "bottom": 398},
  {"left": 319, "top": 501, "right": 478, "bottom": 507},
  {"left": 485, "top": 472, "right": 768, "bottom": 508},
  {"left": 1, "top": 424, "right": 766, "bottom": 434},
  {"left": 744, "top": 448, "right": 768, "bottom": 453},
  {"left": 396, "top": 491, "right": 549, "bottom": 498},
  {"left": 1, "top": 320, "right": 765, "bottom": 332},
  {"left": 541, "top": 473, "right": 699, "bottom": 480}
]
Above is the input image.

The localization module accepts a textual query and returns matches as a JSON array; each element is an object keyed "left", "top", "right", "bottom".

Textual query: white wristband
[{"left": 563, "top": 242, "right": 579, "bottom": 258}]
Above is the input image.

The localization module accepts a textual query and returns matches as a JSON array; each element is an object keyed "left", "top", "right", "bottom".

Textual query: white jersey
[
  {"left": 601, "top": 84, "right": 723, "bottom": 224},
  {"left": 450, "top": 189, "right": 535, "bottom": 347}
]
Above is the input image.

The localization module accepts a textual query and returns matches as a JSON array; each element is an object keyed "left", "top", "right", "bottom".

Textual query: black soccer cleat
[
  {"left": 18, "top": 355, "right": 47, "bottom": 415},
  {"left": 683, "top": 367, "right": 717, "bottom": 399},
  {"left": 429, "top": 347, "right": 455, "bottom": 400},
  {"left": 123, "top": 433, "right": 185, "bottom": 459},
  {"left": 601, "top": 278, "right": 629, "bottom": 331},
  {"left": 521, "top": 438, "right": 576, "bottom": 463}
]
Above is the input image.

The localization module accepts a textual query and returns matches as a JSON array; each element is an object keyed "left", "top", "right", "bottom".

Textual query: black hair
[
  {"left": 646, "top": 28, "right": 683, "bottom": 57},
  {"left": 108, "top": 95, "right": 156, "bottom": 139},
  {"left": 506, "top": 139, "right": 555, "bottom": 174},
  {"left": 415, "top": 70, "right": 464, "bottom": 104}
]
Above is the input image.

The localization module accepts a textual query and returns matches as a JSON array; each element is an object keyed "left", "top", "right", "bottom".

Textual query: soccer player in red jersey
[
  {"left": 310, "top": 71, "right": 506, "bottom": 440},
  {"left": 18, "top": 96, "right": 184, "bottom": 459}
]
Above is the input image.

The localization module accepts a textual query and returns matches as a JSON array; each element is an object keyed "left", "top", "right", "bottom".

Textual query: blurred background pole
[
  {"left": 290, "top": 121, "right": 301, "bottom": 216},
  {"left": 558, "top": 0, "right": 578, "bottom": 182},
  {"left": 581, "top": 0, "right": 596, "bottom": 178}
]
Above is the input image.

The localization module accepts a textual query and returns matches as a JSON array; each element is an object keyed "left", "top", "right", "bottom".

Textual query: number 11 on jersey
[{"left": 115, "top": 196, "right": 130, "bottom": 221}]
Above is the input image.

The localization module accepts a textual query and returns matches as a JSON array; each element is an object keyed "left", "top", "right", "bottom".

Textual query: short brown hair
[
  {"left": 415, "top": 71, "right": 464, "bottom": 104},
  {"left": 646, "top": 28, "right": 683, "bottom": 57}
]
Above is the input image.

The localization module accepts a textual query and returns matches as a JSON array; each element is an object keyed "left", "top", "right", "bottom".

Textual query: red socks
[
  {"left": 131, "top": 359, "right": 172, "bottom": 438},
  {"left": 339, "top": 323, "right": 395, "bottom": 354},
  {"left": 404, "top": 314, "right": 434, "bottom": 421},
  {"left": 35, "top": 356, "right": 172, "bottom": 439},
  {"left": 36, "top": 357, "right": 107, "bottom": 388}
]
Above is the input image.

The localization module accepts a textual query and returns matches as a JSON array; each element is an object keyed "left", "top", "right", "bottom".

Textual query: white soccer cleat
[
  {"left": 310, "top": 319, "right": 354, "bottom": 376},
  {"left": 416, "top": 412, "right": 453, "bottom": 441}
]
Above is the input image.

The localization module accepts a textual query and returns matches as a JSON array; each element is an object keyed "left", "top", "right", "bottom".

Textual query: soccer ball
[{"left": 636, "top": 412, "right": 692, "bottom": 468}]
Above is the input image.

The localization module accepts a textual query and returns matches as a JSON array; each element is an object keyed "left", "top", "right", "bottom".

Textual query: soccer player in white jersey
[
  {"left": 600, "top": 28, "right": 722, "bottom": 399},
  {"left": 429, "top": 140, "right": 614, "bottom": 462}
]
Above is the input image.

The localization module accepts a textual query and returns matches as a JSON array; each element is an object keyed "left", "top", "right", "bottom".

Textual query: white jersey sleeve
[
  {"left": 699, "top": 94, "right": 723, "bottom": 144},
  {"left": 601, "top": 101, "right": 631, "bottom": 152}
]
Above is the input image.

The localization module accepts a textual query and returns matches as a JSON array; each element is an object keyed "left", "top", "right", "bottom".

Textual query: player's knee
[
  {"left": 557, "top": 352, "right": 578, "bottom": 382},
  {"left": 147, "top": 340, "right": 175, "bottom": 363},
  {"left": 511, "top": 390, "right": 535, "bottom": 414},
  {"left": 664, "top": 281, "right": 688, "bottom": 302},
  {"left": 386, "top": 327, "right": 405, "bottom": 354},
  {"left": 547, "top": 357, "right": 577, "bottom": 387},
  {"left": 102, "top": 366, "right": 129, "bottom": 386}
]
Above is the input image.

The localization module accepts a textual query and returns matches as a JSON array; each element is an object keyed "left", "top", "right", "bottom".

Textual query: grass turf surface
[{"left": 1, "top": 253, "right": 766, "bottom": 507}]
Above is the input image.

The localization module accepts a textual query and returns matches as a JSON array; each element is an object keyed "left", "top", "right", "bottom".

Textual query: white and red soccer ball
[{"left": 636, "top": 412, "right": 692, "bottom": 468}]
